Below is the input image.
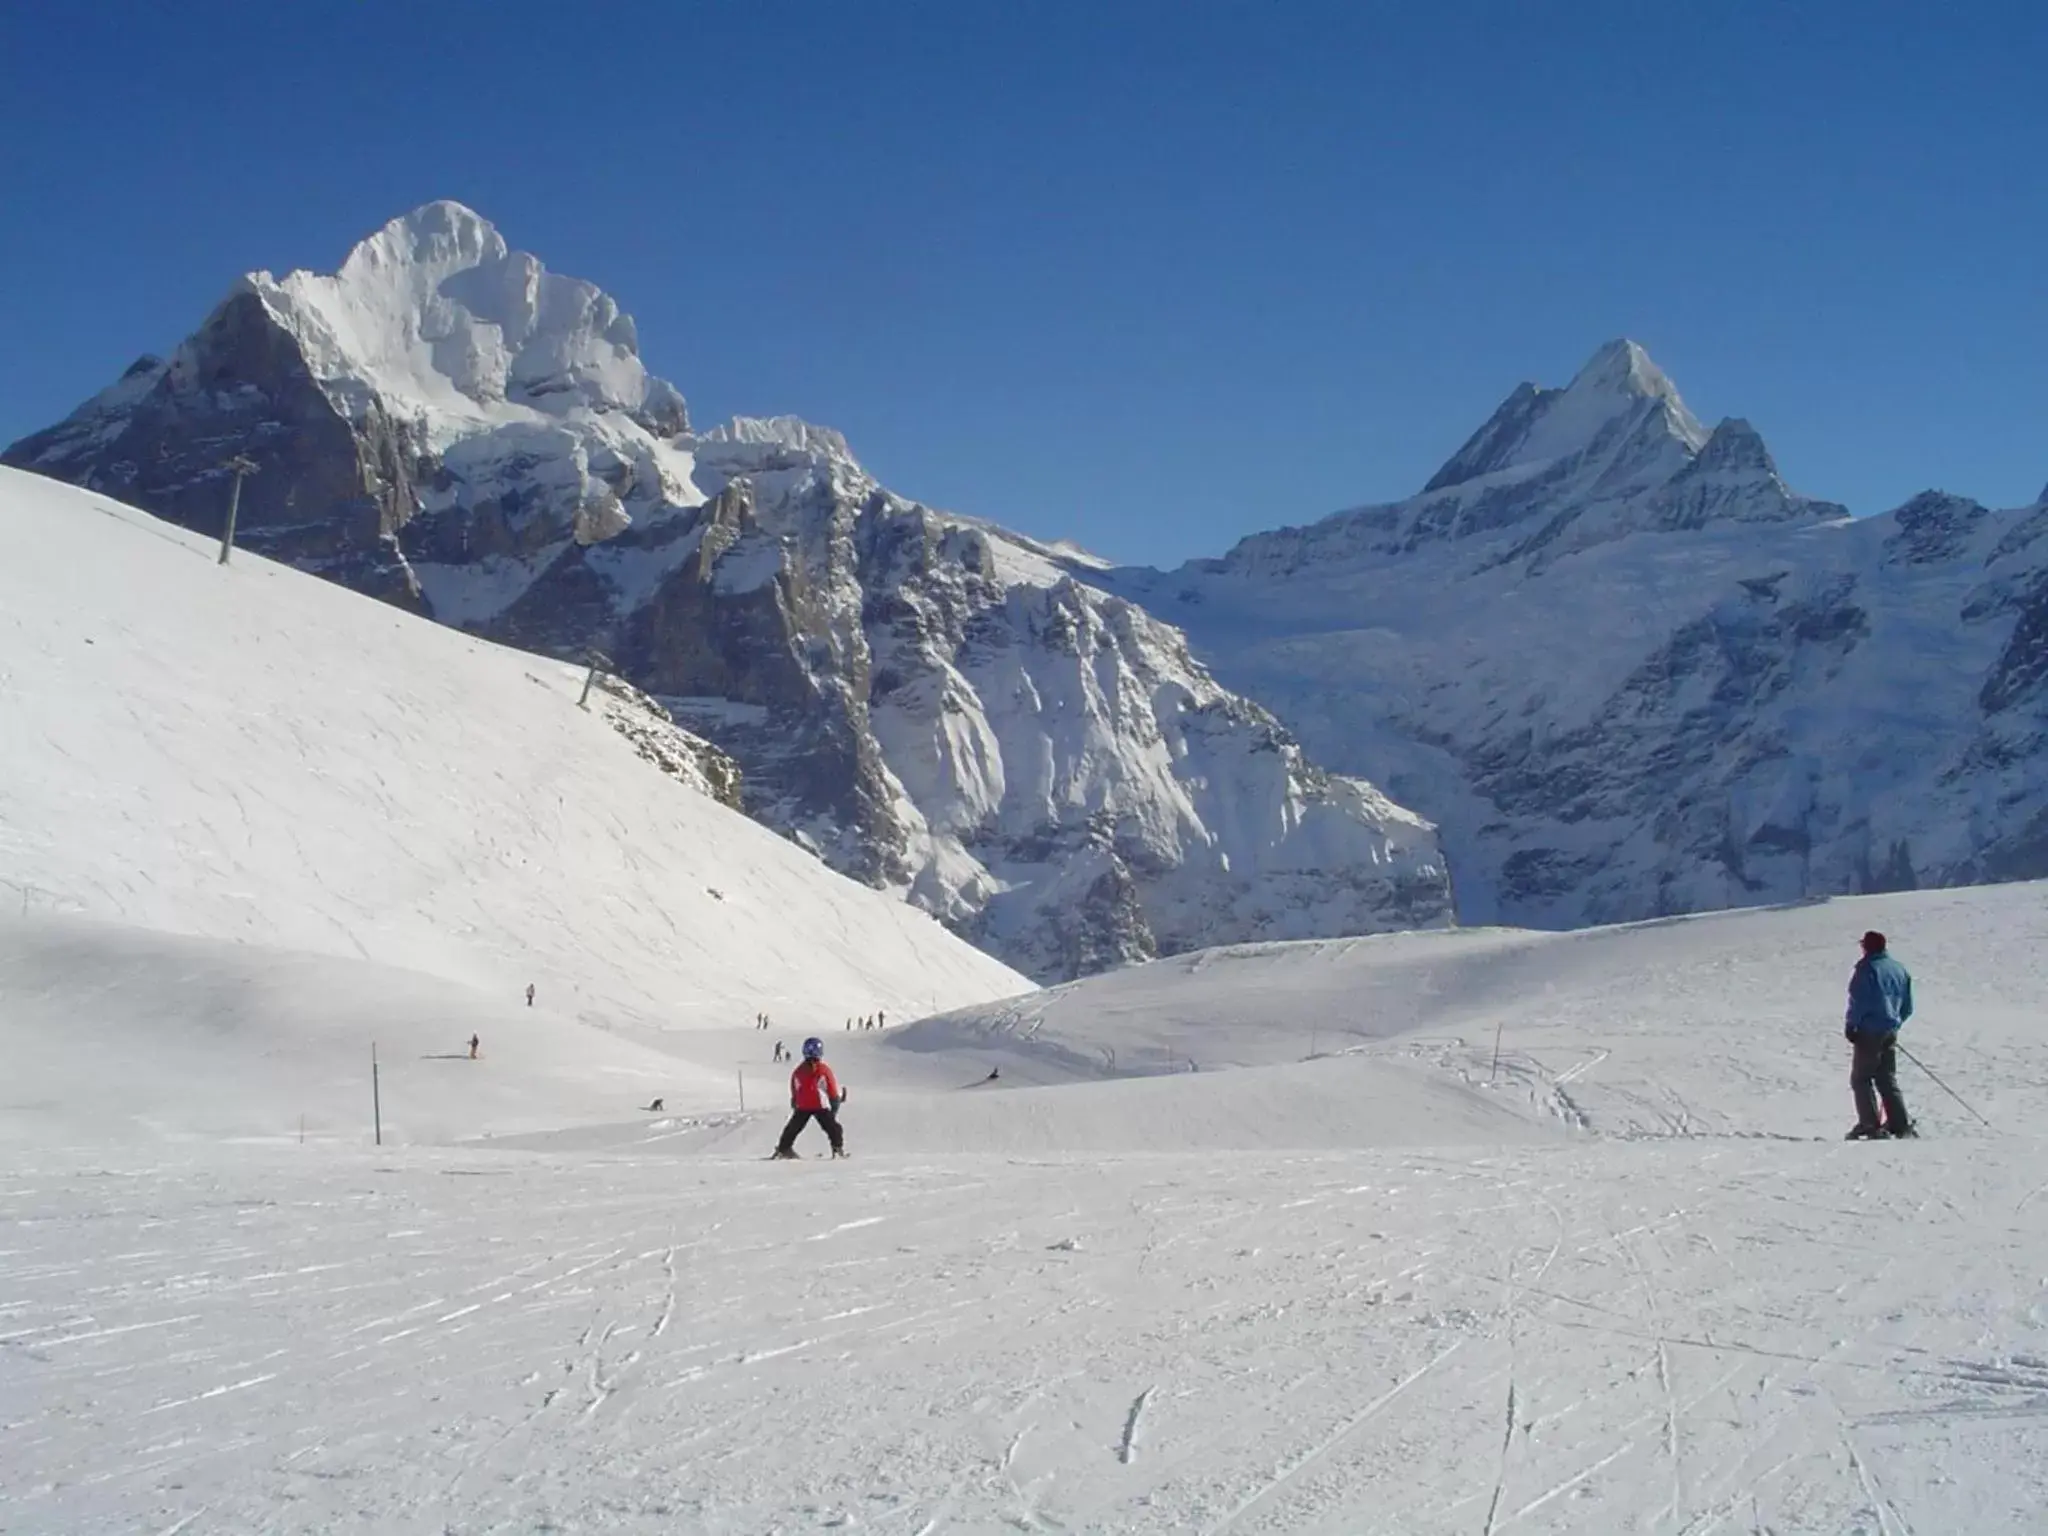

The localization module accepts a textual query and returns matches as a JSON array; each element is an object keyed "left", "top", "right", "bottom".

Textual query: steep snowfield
[
  {"left": 6, "top": 878, "right": 2046, "bottom": 1532},
  {"left": 0, "top": 466, "right": 1029, "bottom": 1047}
]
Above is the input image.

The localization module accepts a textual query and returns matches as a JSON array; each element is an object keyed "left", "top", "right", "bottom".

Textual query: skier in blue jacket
[{"left": 1844, "top": 930, "right": 1915, "bottom": 1139}]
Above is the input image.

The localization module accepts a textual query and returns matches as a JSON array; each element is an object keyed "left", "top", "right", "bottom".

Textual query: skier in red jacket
[{"left": 773, "top": 1037, "right": 846, "bottom": 1158}]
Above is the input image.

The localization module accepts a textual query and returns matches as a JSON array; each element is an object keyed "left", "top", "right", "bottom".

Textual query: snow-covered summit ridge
[
  {"left": 7, "top": 199, "right": 711, "bottom": 619},
  {"left": 233, "top": 200, "right": 687, "bottom": 438},
  {"left": 693, "top": 414, "right": 865, "bottom": 488},
  {"left": 700, "top": 415, "right": 858, "bottom": 463},
  {"left": 1424, "top": 337, "right": 1709, "bottom": 498},
  {"left": 1197, "top": 340, "right": 1835, "bottom": 581}
]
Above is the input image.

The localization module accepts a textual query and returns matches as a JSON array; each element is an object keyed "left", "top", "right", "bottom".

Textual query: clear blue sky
[{"left": 2, "top": 1, "right": 2041, "bottom": 564}]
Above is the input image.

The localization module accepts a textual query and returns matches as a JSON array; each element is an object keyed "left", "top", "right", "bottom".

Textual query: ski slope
[
  {"left": 0, "top": 465, "right": 1029, "bottom": 1064},
  {"left": 6, "top": 881, "right": 2047, "bottom": 1532},
  {"left": 0, "top": 917, "right": 713, "bottom": 1146}
]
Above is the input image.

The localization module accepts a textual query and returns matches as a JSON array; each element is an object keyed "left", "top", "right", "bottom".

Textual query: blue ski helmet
[{"left": 801, "top": 1037, "right": 824, "bottom": 1060}]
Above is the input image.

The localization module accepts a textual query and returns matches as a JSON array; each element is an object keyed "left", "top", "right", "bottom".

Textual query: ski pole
[{"left": 1895, "top": 1041, "right": 1993, "bottom": 1129}]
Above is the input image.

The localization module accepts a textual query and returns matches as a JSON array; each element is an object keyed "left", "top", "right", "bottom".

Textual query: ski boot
[
  {"left": 1845, "top": 1122, "right": 1887, "bottom": 1140},
  {"left": 770, "top": 1147, "right": 801, "bottom": 1160}
]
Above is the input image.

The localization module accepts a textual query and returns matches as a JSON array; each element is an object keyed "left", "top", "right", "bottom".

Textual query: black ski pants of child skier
[
  {"left": 1850, "top": 1031, "right": 1911, "bottom": 1132},
  {"left": 777, "top": 1107, "right": 843, "bottom": 1155}
]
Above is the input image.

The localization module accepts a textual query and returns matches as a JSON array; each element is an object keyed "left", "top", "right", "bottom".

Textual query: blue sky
[{"left": 2, "top": 1, "right": 2041, "bottom": 564}]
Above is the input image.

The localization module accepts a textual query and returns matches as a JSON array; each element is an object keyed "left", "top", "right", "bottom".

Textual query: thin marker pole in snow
[
  {"left": 736, "top": 1067, "right": 746, "bottom": 1114},
  {"left": 372, "top": 1042, "right": 382, "bottom": 1147},
  {"left": 1897, "top": 1041, "right": 1994, "bottom": 1129},
  {"left": 217, "top": 455, "right": 258, "bottom": 565},
  {"left": 576, "top": 648, "right": 614, "bottom": 710},
  {"left": 1490, "top": 1022, "right": 1504, "bottom": 1084}
]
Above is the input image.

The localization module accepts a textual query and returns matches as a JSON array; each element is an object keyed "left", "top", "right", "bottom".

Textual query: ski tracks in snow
[
  {"left": 5, "top": 1142, "right": 2044, "bottom": 1533},
  {"left": 1204, "top": 1339, "right": 1468, "bottom": 1536},
  {"left": 1118, "top": 1385, "right": 1154, "bottom": 1465}
]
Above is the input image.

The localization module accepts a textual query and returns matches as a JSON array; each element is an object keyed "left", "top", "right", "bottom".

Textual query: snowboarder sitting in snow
[
  {"left": 1845, "top": 930, "right": 1916, "bottom": 1139},
  {"left": 773, "top": 1038, "right": 845, "bottom": 1159}
]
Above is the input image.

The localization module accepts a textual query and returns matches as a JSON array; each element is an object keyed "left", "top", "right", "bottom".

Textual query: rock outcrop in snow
[
  {"left": 7, "top": 203, "right": 1452, "bottom": 981},
  {"left": 1107, "top": 341, "right": 2048, "bottom": 928}
]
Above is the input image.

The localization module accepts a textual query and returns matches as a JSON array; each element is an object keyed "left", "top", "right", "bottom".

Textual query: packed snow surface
[{"left": 7, "top": 879, "right": 2047, "bottom": 1532}]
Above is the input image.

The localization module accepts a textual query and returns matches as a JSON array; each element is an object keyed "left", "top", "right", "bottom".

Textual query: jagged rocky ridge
[
  {"left": 1105, "top": 341, "right": 2048, "bottom": 926},
  {"left": 8, "top": 202, "right": 1451, "bottom": 981}
]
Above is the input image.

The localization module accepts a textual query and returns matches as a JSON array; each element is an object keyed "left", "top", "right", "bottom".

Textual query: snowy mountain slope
[
  {"left": 0, "top": 465, "right": 1027, "bottom": 1042},
  {"left": 0, "top": 917, "right": 711, "bottom": 1145},
  {"left": 7, "top": 204, "right": 1452, "bottom": 980},
  {"left": 7, "top": 883, "right": 2046, "bottom": 1533},
  {"left": 1104, "top": 341, "right": 2048, "bottom": 927},
  {"left": 891, "top": 882, "right": 2043, "bottom": 1142}
]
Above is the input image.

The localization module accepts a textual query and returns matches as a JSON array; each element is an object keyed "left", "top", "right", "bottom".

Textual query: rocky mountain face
[
  {"left": 1105, "top": 342, "right": 2048, "bottom": 927},
  {"left": 8, "top": 202, "right": 1451, "bottom": 981}
]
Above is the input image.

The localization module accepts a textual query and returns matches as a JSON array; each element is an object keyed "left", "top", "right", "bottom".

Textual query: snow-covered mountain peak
[
  {"left": 1569, "top": 337, "right": 1689, "bottom": 408},
  {"left": 1423, "top": 337, "right": 1707, "bottom": 497},
  {"left": 336, "top": 199, "right": 509, "bottom": 280},
  {"left": 227, "top": 200, "right": 681, "bottom": 437},
  {"left": 1671, "top": 416, "right": 1786, "bottom": 488},
  {"left": 1197, "top": 342, "right": 1835, "bottom": 588}
]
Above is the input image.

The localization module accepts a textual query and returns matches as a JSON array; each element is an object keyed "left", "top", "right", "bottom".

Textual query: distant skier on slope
[
  {"left": 468, "top": 1033, "right": 480, "bottom": 1060},
  {"left": 525, "top": 983, "right": 535, "bottom": 1007},
  {"left": 773, "top": 1038, "right": 846, "bottom": 1159},
  {"left": 1845, "top": 930, "right": 1916, "bottom": 1139}
]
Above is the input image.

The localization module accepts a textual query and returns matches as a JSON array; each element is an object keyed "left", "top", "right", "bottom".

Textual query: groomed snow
[
  {"left": 6, "top": 877, "right": 2046, "bottom": 1531},
  {"left": 4, "top": 463, "right": 2044, "bottom": 1534}
]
